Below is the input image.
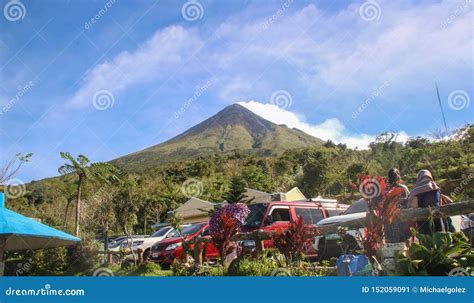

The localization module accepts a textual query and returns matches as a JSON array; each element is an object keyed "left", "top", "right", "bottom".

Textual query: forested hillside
[{"left": 6, "top": 125, "right": 473, "bottom": 238}]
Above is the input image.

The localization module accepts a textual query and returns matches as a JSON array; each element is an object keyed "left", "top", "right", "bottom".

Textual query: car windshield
[
  {"left": 345, "top": 199, "right": 368, "bottom": 214},
  {"left": 180, "top": 223, "right": 206, "bottom": 236},
  {"left": 151, "top": 227, "right": 172, "bottom": 237},
  {"left": 243, "top": 204, "right": 267, "bottom": 228}
]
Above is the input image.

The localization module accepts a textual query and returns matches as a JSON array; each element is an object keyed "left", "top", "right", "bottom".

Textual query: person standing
[{"left": 384, "top": 168, "right": 410, "bottom": 243}]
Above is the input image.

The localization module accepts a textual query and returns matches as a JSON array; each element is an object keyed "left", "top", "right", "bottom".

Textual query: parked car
[
  {"left": 150, "top": 223, "right": 218, "bottom": 268},
  {"left": 461, "top": 213, "right": 474, "bottom": 246},
  {"left": 108, "top": 235, "right": 149, "bottom": 252},
  {"left": 123, "top": 225, "right": 189, "bottom": 259},
  {"left": 241, "top": 201, "right": 329, "bottom": 260},
  {"left": 313, "top": 199, "right": 368, "bottom": 260}
]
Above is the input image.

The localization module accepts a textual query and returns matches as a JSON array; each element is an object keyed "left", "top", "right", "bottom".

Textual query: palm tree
[{"left": 58, "top": 152, "right": 119, "bottom": 237}]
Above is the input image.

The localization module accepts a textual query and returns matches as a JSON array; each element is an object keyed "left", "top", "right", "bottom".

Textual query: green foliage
[
  {"left": 58, "top": 152, "right": 122, "bottom": 236},
  {"left": 9, "top": 247, "right": 69, "bottom": 276},
  {"left": 4, "top": 125, "right": 473, "bottom": 276},
  {"left": 111, "top": 104, "right": 324, "bottom": 172},
  {"left": 395, "top": 231, "right": 474, "bottom": 276},
  {"left": 66, "top": 233, "right": 103, "bottom": 274},
  {"left": 298, "top": 148, "right": 331, "bottom": 197},
  {"left": 288, "top": 260, "right": 334, "bottom": 276},
  {"left": 226, "top": 255, "right": 280, "bottom": 276},
  {"left": 224, "top": 176, "right": 248, "bottom": 203},
  {"left": 129, "top": 262, "right": 168, "bottom": 276},
  {"left": 241, "top": 165, "right": 271, "bottom": 192}
]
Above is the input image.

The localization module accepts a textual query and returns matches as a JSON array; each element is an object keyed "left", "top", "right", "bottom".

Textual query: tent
[{"left": 0, "top": 192, "right": 80, "bottom": 275}]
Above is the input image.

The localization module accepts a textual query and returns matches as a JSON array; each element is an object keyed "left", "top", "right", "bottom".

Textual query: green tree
[
  {"left": 299, "top": 149, "right": 330, "bottom": 197},
  {"left": 224, "top": 176, "right": 249, "bottom": 203},
  {"left": 58, "top": 152, "right": 119, "bottom": 236},
  {"left": 241, "top": 165, "right": 271, "bottom": 192},
  {"left": 114, "top": 183, "right": 139, "bottom": 265}
]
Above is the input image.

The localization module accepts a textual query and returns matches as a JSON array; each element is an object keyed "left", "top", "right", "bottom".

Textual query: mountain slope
[{"left": 112, "top": 104, "right": 324, "bottom": 171}]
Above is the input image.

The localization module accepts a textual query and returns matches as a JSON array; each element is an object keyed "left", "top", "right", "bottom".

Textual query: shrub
[
  {"left": 171, "top": 261, "right": 224, "bottom": 276},
  {"left": 210, "top": 203, "right": 250, "bottom": 265},
  {"left": 11, "top": 247, "right": 69, "bottom": 276},
  {"left": 289, "top": 261, "right": 334, "bottom": 276},
  {"left": 272, "top": 216, "right": 317, "bottom": 265},
  {"left": 396, "top": 231, "right": 474, "bottom": 276},
  {"left": 226, "top": 255, "right": 279, "bottom": 276},
  {"left": 67, "top": 235, "right": 102, "bottom": 273}
]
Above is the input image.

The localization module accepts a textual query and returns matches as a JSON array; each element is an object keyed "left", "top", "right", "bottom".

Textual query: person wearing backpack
[{"left": 408, "top": 169, "right": 453, "bottom": 234}]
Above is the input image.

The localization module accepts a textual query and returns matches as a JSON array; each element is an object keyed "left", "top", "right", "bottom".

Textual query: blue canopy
[{"left": 0, "top": 193, "right": 80, "bottom": 251}]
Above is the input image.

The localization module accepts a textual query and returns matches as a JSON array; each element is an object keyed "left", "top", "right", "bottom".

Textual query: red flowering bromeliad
[
  {"left": 358, "top": 175, "right": 406, "bottom": 257},
  {"left": 272, "top": 216, "right": 319, "bottom": 265},
  {"left": 209, "top": 203, "right": 250, "bottom": 265}
]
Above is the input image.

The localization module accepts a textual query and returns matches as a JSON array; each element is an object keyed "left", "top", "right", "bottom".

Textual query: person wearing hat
[{"left": 408, "top": 169, "right": 451, "bottom": 234}]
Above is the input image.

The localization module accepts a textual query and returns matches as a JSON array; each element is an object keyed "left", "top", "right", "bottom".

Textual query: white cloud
[
  {"left": 211, "top": 0, "right": 472, "bottom": 105},
  {"left": 239, "top": 101, "right": 408, "bottom": 149},
  {"left": 65, "top": 0, "right": 472, "bottom": 134},
  {"left": 67, "top": 1, "right": 472, "bottom": 111},
  {"left": 67, "top": 26, "right": 202, "bottom": 108}
]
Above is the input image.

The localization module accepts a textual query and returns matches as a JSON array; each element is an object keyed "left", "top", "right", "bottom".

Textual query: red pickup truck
[{"left": 240, "top": 201, "right": 330, "bottom": 259}]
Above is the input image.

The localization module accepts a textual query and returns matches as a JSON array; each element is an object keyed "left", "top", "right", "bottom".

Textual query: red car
[
  {"left": 241, "top": 201, "right": 329, "bottom": 259},
  {"left": 150, "top": 222, "right": 218, "bottom": 268}
]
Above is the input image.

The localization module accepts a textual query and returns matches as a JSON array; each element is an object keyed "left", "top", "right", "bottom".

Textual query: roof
[
  {"left": 271, "top": 187, "right": 307, "bottom": 202},
  {"left": 175, "top": 197, "right": 216, "bottom": 218},
  {"left": 0, "top": 193, "right": 80, "bottom": 251},
  {"left": 244, "top": 188, "right": 271, "bottom": 203}
]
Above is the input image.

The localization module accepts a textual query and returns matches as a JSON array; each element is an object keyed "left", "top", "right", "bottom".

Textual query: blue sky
[{"left": 0, "top": 0, "right": 472, "bottom": 183}]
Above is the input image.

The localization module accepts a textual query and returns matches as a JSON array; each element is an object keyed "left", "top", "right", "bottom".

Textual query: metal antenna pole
[{"left": 435, "top": 82, "right": 449, "bottom": 137}]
